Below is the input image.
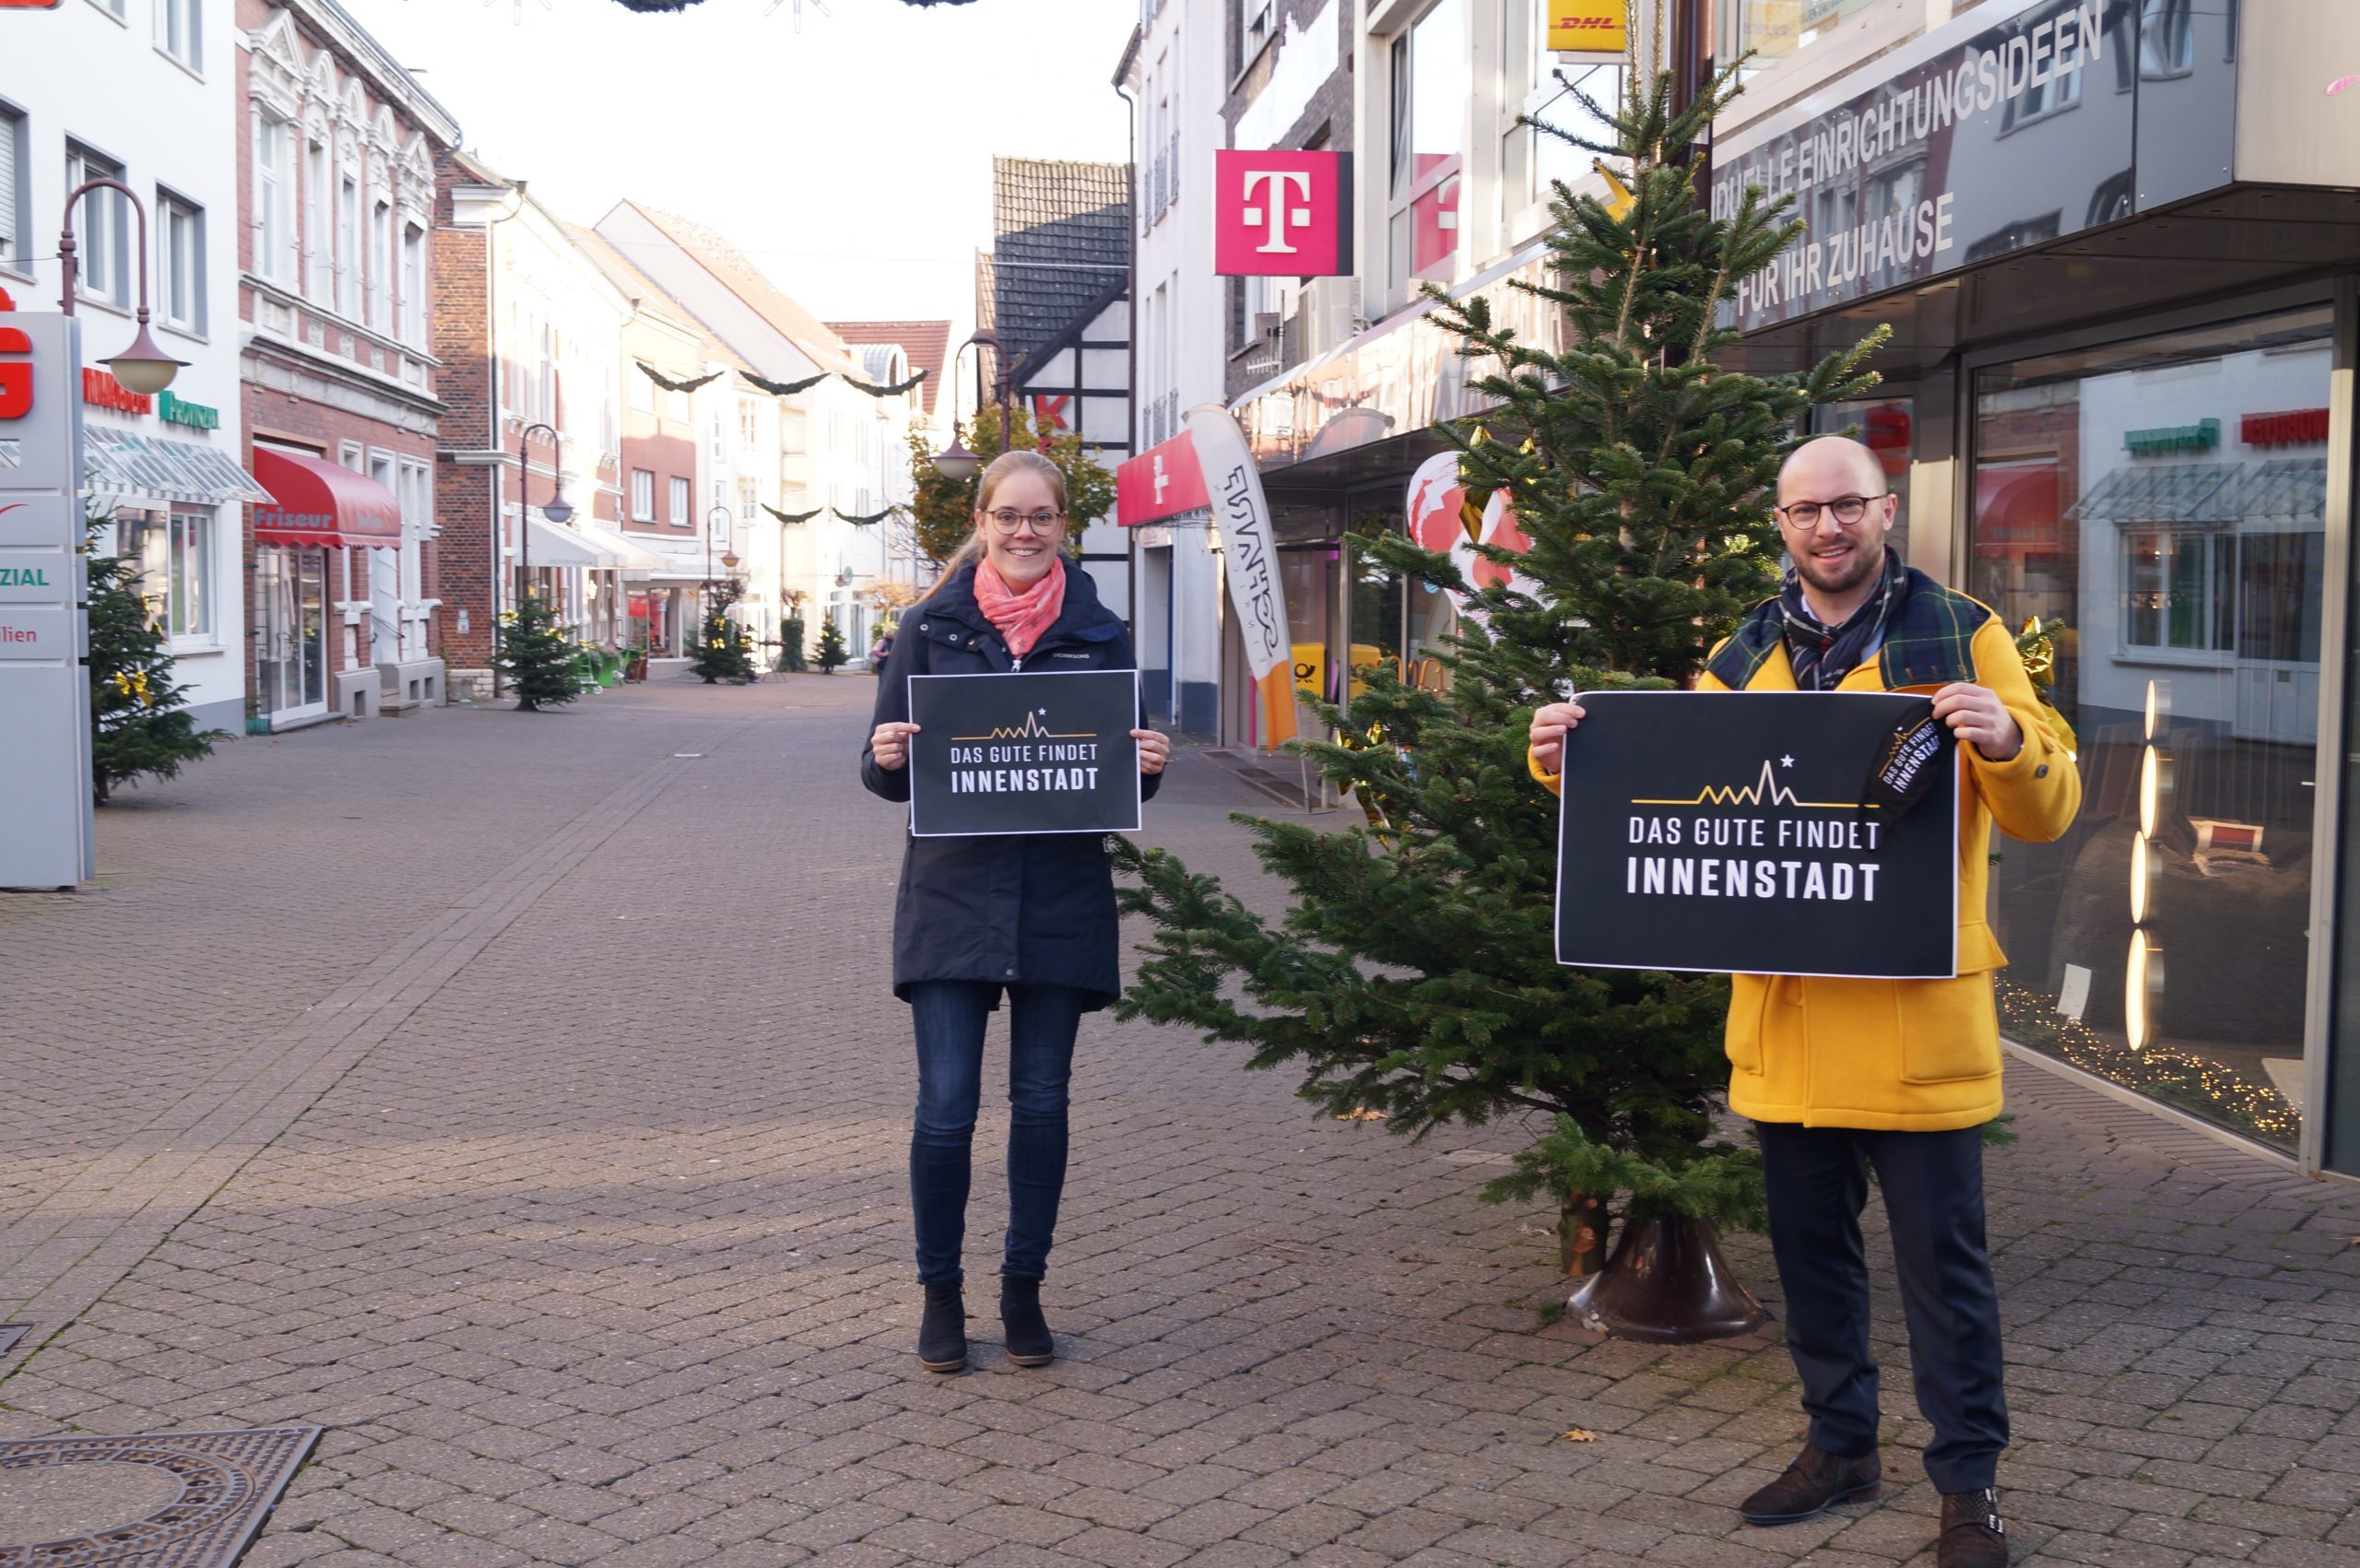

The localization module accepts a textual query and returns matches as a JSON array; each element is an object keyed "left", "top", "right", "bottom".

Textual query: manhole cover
[{"left": 0, "top": 1427, "right": 318, "bottom": 1566}]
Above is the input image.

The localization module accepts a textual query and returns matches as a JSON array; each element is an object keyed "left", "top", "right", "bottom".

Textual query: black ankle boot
[
  {"left": 917, "top": 1280, "right": 967, "bottom": 1373},
  {"left": 999, "top": 1276, "right": 1054, "bottom": 1366}
]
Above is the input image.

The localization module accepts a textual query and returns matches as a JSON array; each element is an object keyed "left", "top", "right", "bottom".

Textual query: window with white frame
[
  {"left": 336, "top": 172, "right": 359, "bottom": 316},
  {"left": 709, "top": 408, "right": 725, "bottom": 460},
  {"left": 158, "top": 189, "right": 205, "bottom": 335},
  {"left": 304, "top": 137, "right": 331, "bottom": 300},
  {"left": 397, "top": 458, "right": 431, "bottom": 536},
  {"left": 400, "top": 222, "right": 424, "bottom": 344},
  {"left": 254, "top": 123, "right": 296, "bottom": 285},
  {"left": 367, "top": 199, "right": 390, "bottom": 332},
  {"left": 631, "top": 468, "right": 655, "bottom": 522},
  {"left": 0, "top": 101, "right": 26, "bottom": 276},
  {"left": 738, "top": 477, "right": 758, "bottom": 521},
  {"left": 68, "top": 142, "right": 129, "bottom": 305},
  {"left": 668, "top": 477, "right": 690, "bottom": 525},
  {"left": 738, "top": 400, "right": 758, "bottom": 445},
  {"left": 1501, "top": 0, "right": 1619, "bottom": 225},
  {"left": 133, "top": 510, "right": 214, "bottom": 638},
  {"left": 156, "top": 0, "right": 202, "bottom": 71},
  {"left": 1386, "top": 0, "right": 1467, "bottom": 301}
]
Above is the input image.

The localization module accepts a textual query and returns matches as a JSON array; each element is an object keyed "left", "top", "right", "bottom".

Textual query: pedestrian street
[{"left": 5, "top": 679, "right": 2359, "bottom": 1567}]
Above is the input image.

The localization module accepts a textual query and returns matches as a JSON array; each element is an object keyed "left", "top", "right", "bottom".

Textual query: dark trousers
[
  {"left": 908, "top": 981, "right": 1083, "bottom": 1287},
  {"left": 1756, "top": 1121, "right": 2007, "bottom": 1493}
]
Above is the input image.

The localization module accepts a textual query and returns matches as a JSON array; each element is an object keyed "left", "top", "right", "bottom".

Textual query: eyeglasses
[
  {"left": 983, "top": 508, "right": 1066, "bottom": 536},
  {"left": 1776, "top": 494, "right": 1887, "bottom": 529}
]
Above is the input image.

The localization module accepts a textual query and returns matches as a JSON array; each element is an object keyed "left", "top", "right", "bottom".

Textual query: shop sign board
[
  {"left": 1548, "top": 0, "right": 1627, "bottom": 63},
  {"left": 1115, "top": 430, "right": 1210, "bottom": 527},
  {"left": 904, "top": 670, "right": 1142, "bottom": 838},
  {"left": 2124, "top": 419, "right": 2219, "bottom": 454},
  {"left": 1707, "top": 0, "right": 2235, "bottom": 334},
  {"left": 1214, "top": 150, "right": 1352, "bottom": 278},
  {"left": 1555, "top": 691, "right": 1960, "bottom": 978},
  {"left": 158, "top": 392, "right": 220, "bottom": 430},
  {"left": 82, "top": 368, "right": 152, "bottom": 415},
  {"left": 0, "top": 310, "right": 97, "bottom": 888},
  {"left": 2242, "top": 409, "right": 2329, "bottom": 446}
]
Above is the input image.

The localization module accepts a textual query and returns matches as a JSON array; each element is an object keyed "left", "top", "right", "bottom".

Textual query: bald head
[{"left": 1779, "top": 435, "right": 1886, "bottom": 506}]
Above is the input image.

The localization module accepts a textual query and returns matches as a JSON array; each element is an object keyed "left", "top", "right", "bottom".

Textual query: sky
[{"left": 338, "top": 0, "right": 1138, "bottom": 339}]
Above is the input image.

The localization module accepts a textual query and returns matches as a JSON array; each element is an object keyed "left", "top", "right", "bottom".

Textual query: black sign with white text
[
  {"left": 907, "top": 670, "right": 1142, "bottom": 838},
  {"left": 1555, "top": 692, "right": 1959, "bottom": 979}
]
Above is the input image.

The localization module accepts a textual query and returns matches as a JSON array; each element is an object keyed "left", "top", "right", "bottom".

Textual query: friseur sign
[{"left": 1708, "top": 0, "right": 2236, "bottom": 334}]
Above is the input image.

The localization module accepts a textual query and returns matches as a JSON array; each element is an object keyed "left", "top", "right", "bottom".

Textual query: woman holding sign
[{"left": 863, "top": 450, "right": 1169, "bottom": 1374}]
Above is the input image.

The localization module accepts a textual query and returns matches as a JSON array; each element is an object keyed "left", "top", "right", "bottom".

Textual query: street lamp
[
  {"left": 57, "top": 178, "right": 188, "bottom": 395},
  {"left": 932, "top": 329, "right": 1012, "bottom": 486},
  {"left": 517, "top": 421, "right": 571, "bottom": 595},
  {"left": 704, "top": 503, "right": 732, "bottom": 618}
]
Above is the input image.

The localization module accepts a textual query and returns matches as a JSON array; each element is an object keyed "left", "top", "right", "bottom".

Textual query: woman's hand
[
  {"left": 1132, "top": 728, "right": 1170, "bottom": 776},
  {"left": 870, "top": 721, "right": 921, "bottom": 771},
  {"left": 1528, "top": 701, "right": 1587, "bottom": 776}
]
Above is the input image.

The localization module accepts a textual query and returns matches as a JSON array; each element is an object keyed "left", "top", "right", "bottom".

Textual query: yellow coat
[{"left": 1531, "top": 612, "right": 2081, "bottom": 1131}]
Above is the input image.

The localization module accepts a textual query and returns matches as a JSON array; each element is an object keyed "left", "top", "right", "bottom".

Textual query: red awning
[
  {"left": 250, "top": 446, "right": 405, "bottom": 549},
  {"left": 1972, "top": 465, "right": 2061, "bottom": 554}
]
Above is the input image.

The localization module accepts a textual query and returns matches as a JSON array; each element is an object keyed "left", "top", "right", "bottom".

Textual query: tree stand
[{"left": 1565, "top": 1217, "right": 1766, "bottom": 1344}]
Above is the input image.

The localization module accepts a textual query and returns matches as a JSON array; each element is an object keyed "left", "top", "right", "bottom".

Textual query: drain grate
[
  {"left": 0, "top": 1426, "right": 318, "bottom": 1566},
  {"left": 0, "top": 1327, "right": 26, "bottom": 1359}
]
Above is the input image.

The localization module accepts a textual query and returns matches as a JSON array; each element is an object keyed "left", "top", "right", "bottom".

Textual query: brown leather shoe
[
  {"left": 1738, "top": 1443, "right": 1882, "bottom": 1526},
  {"left": 1938, "top": 1487, "right": 2008, "bottom": 1567}
]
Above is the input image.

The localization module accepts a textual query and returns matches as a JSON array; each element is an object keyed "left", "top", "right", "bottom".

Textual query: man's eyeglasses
[
  {"left": 983, "top": 508, "right": 1066, "bottom": 536},
  {"left": 1776, "top": 494, "right": 1887, "bottom": 529}
]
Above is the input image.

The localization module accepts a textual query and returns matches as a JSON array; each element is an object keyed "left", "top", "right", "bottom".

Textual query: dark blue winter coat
[{"left": 860, "top": 559, "right": 1160, "bottom": 1011}]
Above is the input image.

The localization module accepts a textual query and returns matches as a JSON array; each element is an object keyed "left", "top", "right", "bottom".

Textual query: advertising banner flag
[
  {"left": 1187, "top": 404, "right": 1289, "bottom": 682},
  {"left": 907, "top": 669, "right": 1142, "bottom": 838},
  {"left": 1555, "top": 691, "right": 1959, "bottom": 978}
]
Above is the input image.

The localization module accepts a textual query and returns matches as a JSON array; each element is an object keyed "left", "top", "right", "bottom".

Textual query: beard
[{"left": 1791, "top": 536, "right": 1886, "bottom": 600}]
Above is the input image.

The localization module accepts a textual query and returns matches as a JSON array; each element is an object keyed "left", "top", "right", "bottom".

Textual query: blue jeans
[{"left": 907, "top": 981, "right": 1083, "bottom": 1286}]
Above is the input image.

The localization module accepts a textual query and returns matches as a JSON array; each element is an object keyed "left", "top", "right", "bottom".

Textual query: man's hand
[
  {"left": 870, "top": 720, "right": 920, "bottom": 771},
  {"left": 1528, "top": 701, "right": 1587, "bottom": 776},
  {"left": 1131, "top": 728, "right": 1170, "bottom": 776},
  {"left": 1932, "top": 683, "right": 2022, "bottom": 762}
]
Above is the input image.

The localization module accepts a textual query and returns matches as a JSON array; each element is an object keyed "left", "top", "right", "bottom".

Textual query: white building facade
[{"left": 2, "top": 0, "right": 268, "bottom": 735}]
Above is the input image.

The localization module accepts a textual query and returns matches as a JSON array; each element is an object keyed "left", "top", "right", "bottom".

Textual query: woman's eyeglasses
[
  {"left": 983, "top": 509, "right": 1066, "bottom": 536},
  {"left": 1776, "top": 494, "right": 1886, "bottom": 529}
]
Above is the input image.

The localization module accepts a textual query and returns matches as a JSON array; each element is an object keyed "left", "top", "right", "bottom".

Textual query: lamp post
[
  {"left": 931, "top": 329, "right": 1013, "bottom": 486},
  {"left": 57, "top": 178, "right": 188, "bottom": 395},
  {"left": 704, "top": 503, "right": 732, "bottom": 620},
  {"left": 516, "top": 420, "right": 571, "bottom": 600}
]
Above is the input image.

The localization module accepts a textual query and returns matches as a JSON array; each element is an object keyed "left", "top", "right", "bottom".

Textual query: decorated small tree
[
  {"left": 690, "top": 579, "right": 756, "bottom": 683},
  {"left": 1113, "top": 63, "right": 1885, "bottom": 1294},
  {"left": 904, "top": 405, "right": 1116, "bottom": 566},
  {"left": 86, "top": 523, "right": 227, "bottom": 803},
  {"left": 814, "top": 618, "right": 849, "bottom": 675},
  {"left": 776, "top": 589, "right": 809, "bottom": 673},
  {"left": 494, "top": 591, "right": 589, "bottom": 711}
]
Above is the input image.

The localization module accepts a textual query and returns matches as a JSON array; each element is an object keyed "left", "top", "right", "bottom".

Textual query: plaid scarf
[{"left": 1779, "top": 548, "right": 1908, "bottom": 691}]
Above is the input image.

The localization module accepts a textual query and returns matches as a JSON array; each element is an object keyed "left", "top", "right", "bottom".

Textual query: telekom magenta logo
[{"left": 1214, "top": 150, "right": 1351, "bottom": 278}]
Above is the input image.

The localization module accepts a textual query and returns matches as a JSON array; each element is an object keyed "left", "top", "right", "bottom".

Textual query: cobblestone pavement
[{"left": 5, "top": 676, "right": 2360, "bottom": 1568}]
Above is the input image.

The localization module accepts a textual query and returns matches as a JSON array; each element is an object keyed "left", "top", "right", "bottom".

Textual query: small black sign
[
  {"left": 1556, "top": 691, "right": 1959, "bottom": 978},
  {"left": 908, "top": 670, "right": 1142, "bottom": 838}
]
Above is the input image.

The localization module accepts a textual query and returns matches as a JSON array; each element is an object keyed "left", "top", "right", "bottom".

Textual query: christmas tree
[
  {"left": 1114, "top": 63, "right": 1885, "bottom": 1276},
  {"left": 495, "top": 591, "right": 589, "bottom": 711},
  {"left": 814, "top": 618, "right": 849, "bottom": 675},
  {"left": 903, "top": 405, "right": 1115, "bottom": 566},
  {"left": 86, "top": 525, "right": 227, "bottom": 804},
  {"left": 690, "top": 578, "right": 756, "bottom": 683}
]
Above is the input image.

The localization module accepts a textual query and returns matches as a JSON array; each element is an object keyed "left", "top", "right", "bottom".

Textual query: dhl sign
[{"left": 1548, "top": 0, "right": 1628, "bottom": 56}]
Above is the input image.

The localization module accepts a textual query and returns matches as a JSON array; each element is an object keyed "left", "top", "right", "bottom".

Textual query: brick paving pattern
[{"left": 4, "top": 677, "right": 2358, "bottom": 1567}]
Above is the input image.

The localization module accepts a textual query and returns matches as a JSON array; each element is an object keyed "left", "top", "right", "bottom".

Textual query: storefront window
[
  {"left": 1971, "top": 307, "right": 2333, "bottom": 1153},
  {"left": 117, "top": 508, "right": 214, "bottom": 639},
  {"left": 1726, "top": 0, "right": 1889, "bottom": 67}
]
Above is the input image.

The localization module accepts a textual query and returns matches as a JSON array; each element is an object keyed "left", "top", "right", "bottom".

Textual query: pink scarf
[{"left": 974, "top": 555, "right": 1067, "bottom": 659}]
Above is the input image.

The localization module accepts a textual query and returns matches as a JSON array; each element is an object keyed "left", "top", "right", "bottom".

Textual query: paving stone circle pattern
[{"left": 3, "top": 677, "right": 2358, "bottom": 1567}]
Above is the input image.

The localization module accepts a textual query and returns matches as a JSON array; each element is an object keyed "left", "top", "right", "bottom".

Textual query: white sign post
[
  {"left": 0, "top": 311, "right": 95, "bottom": 888},
  {"left": 1185, "top": 405, "right": 1288, "bottom": 680}
]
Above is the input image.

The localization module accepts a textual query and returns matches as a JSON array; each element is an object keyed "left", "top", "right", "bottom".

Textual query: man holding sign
[
  {"left": 864, "top": 452, "right": 1168, "bottom": 1378},
  {"left": 1529, "top": 438, "right": 2078, "bottom": 1568}
]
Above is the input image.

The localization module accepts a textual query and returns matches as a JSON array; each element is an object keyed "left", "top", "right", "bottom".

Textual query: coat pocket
[
  {"left": 1898, "top": 971, "right": 2002, "bottom": 1085},
  {"left": 1726, "top": 973, "right": 1772, "bottom": 1079}
]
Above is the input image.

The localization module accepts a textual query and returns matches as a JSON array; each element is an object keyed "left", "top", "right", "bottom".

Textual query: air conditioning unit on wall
[{"left": 1300, "top": 277, "right": 1363, "bottom": 361}]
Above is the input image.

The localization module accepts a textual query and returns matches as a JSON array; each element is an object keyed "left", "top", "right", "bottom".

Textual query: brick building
[{"left": 238, "top": 0, "right": 458, "bottom": 727}]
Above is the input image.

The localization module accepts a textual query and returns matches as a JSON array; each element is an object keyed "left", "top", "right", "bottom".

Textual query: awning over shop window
[
  {"left": 84, "top": 430, "right": 274, "bottom": 509},
  {"left": 525, "top": 516, "right": 626, "bottom": 569},
  {"left": 2228, "top": 456, "right": 2328, "bottom": 522},
  {"left": 1972, "top": 465, "right": 2060, "bottom": 555},
  {"left": 2066, "top": 462, "right": 2242, "bottom": 525},
  {"left": 250, "top": 446, "right": 404, "bottom": 549},
  {"left": 593, "top": 527, "right": 677, "bottom": 582}
]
